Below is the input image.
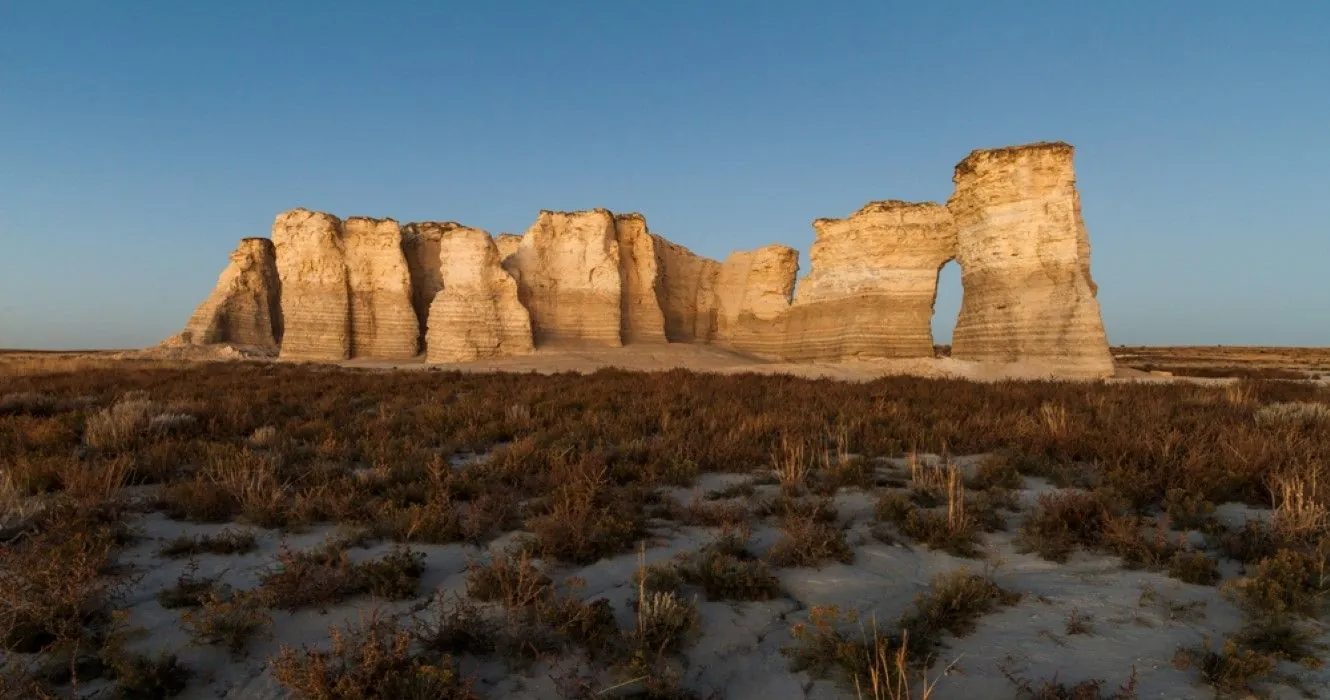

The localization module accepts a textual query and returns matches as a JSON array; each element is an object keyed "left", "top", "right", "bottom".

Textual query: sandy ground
[
  {"left": 69, "top": 455, "right": 1329, "bottom": 700},
  {"left": 345, "top": 344, "right": 1170, "bottom": 384},
  {"left": 11, "top": 343, "right": 1326, "bottom": 385}
]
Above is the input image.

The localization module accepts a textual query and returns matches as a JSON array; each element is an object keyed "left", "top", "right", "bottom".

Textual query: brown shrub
[
  {"left": 768, "top": 512, "right": 853, "bottom": 568},
  {"left": 271, "top": 611, "right": 477, "bottom": 700}
]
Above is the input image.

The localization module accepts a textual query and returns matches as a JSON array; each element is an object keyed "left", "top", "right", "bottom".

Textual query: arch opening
[{"left": 931, "top": 260, "right": 962, "bottom": 357}]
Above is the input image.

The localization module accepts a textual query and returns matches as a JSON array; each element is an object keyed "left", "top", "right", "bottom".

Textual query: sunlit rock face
[
  {"left": 425, "top": 227, "right": 533, "bottom": 363},
  {"left": 947, "top": 142, "right": 1113, "bottom": 377},
  {"left": 494, "top": 233, "right": 522, "bottom": 262},
  {"left": 505, "top": 209, "right": 623, "bottom": 347},
  {"left": 342, "top": 217, "right": 419, "bottom": 359},
  {"left": 177, "top": 238, "right": 282, "bottom": 350},
  {"left": 712, "top": 244, "right": 800, "bottom": 358},
  {"left": 784, "top": 201, "right": 957, "bottom": 360},
  {"left": 272, "top": 209, "right": 352, "bottom": 361}
]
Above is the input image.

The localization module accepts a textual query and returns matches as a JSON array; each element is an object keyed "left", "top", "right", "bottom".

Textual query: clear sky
[{"left": 2, "top": 2, "right": 1328, "bottom": 349}]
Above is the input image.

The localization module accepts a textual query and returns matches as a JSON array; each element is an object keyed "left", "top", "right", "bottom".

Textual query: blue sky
[{"left": 2, "top": 2, "right": 1327, "bottom": 349}]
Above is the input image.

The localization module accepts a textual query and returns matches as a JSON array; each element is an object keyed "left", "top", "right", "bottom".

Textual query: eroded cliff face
[
  {"left": 651, "top": 236, "right": 720, "bottom": 343},
  {"left": 402, "top": 221, "right": 463, "bottom": 346},
  {"left": 947, "top": 142, "right": 1113, "bottom": 376},
  {"left": 614, "top": 214, "right": 667, "bottom": 343},
  {"left": 712, "top": 245, "right": 799, "bottom": 357},
  {"left": 342, "top": 217, "right": 419, "bottom": 359},
  {"left": 785, "top": 201, "right": 957, "bottom": 360},
  {"left": 273, "top": 209, "right": 351, "bottom": 360},
  {"left": 179, "top": 238, "right": 282, "bottom": 349},
  {"left": 176, "top": 140, "right": 1115, "bottom": 375},
  {"left": 505, "top": 210, "right": 623, "bottom": 346},
  {"left": 425, "top": 227, "right": 533, "bottom": 362},
  {"left": 494, "top": 234, "right": 522, "bottom": 262}
]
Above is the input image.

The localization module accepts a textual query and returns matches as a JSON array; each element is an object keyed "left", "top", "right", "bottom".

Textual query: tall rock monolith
[
  {"left": 273, "top": 209, "right": 351, "bottom": 360},
  {"left": 504, "top": 209, "right": 623, "bottom": 347},
  {"left": 341, "top": 217, "right": 419, "bottom": 359},
  {"left": 947, "top": 142, "right": 1113, "bottom": 376},
  {"left": 614, "top": 214, "right": 668, "bottom": 343},
  {"left": 425, "top": 227, "right": 534, "bottom": 362}
]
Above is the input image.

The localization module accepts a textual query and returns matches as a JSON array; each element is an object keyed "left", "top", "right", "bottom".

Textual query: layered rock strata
[
  {"left": 273, "top": 209, "right": 351, "bottom": 360},
  {"left": 178, "top": 238, "right": 282, "bottom": 349},
  {"left": 342, "top": 217, "right": 419, "bottom": 359},
  {"left": 712, "top": 245, "right": 800, "bottom": 358},
  {"left": 947, "top": 142, "right": 1112, "bottom": 376},
  {"left": 425, "top": 227, "right": 534, "bottom": 362},
  {"left": 505, "top": 210, "right": 623, "bottom": 347},
  {"left": 402, "top": 221, "right": 463, "bottom": 346},
  {"left": 178, "top": 140, "right": 1114, "bottom": 376},
  {"left": 651, "top": 236, "right": 720, "bottom": 343},
  {"left": 613, "top": 214, "right": 668, "bottom": 343},
  {"left": 784, "top": 201, "right": 956, "bottom": 360}
]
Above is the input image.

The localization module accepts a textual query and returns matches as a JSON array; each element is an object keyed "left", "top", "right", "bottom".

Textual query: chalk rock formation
[
  {"left": 342, "top": 217, "right": 419, "bottom": 359},
  {"left": 178, "top": 238, "right": 282, "bottom": 349},
  {"left": 712, "top": 245, "right": 799, "bottom": 357},
  {"left": 785, "top": 201, "right": 956, "bottom": 360},
  {"left": 651, "top": 236, "right": 720, "bottom": 343},
  {"left": 505, "top": 210, "right": 622, "bottom": 346},
  {"left": 614, "top": 214, "right": 667, "bottom": 343},
  {"left": 273, "top": 209, "right": 351, "bottom": 360},
  {"left": 495, "top": 234, "right": 522, "bottom": 262},
  {"left": 947, "top": 142, "right": 1113, "bottom": 376},
  {"left": 425, "top": 227, "right": 534, "bottom": 362},
  {"left": 402, "top": 221, "right": 463, "bottom": 344}
]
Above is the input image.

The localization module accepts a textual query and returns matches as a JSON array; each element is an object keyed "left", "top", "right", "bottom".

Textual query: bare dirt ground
[
  {"left": 1111, "top": 346, "right": 1330, "bottom": 381},
  {"left": 8, "top": 344, "right": 1328, "bottom": 384}
]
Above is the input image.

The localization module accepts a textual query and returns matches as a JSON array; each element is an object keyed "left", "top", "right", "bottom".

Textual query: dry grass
[
  {"left": 271, "top": 609, "right": 478, "bottom": 700},
  {"left": 159, "top": 528, "right": 258, "bottom": 558},
  {"left": 785, "top": 569, "right": 1013, "bottom": 697},
  {"left": 1173, "top": 637, "right": 1277, "bottom": 694},
  {"left": 3, "top": 359, "right": 1330, "bottom": 695},
  {"left": 768, "top": 511, "right": 854, "bottom": 567},
  {"left": 257, "top": 544, "right": 424, "bottom": 611},
  {"left": 1255, "top": 401, "right": 1330, "bottom": 426},
  {"left": 180, "top": 589, "right": 272, "bottom": 657},
  {"left": 876, "top": 469, "right": 981, "bottom": 558},
  {"left": 1269, "top": 469, "right": 1329, "bottom": 543},
  {"left": 772, "top": 433, "right": 811, "bottom": 493},
  {"left": 1002, "top": 666, "right": 1138, "bottom": 699}
]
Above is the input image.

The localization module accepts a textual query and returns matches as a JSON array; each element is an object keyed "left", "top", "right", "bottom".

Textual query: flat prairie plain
[{"left": 1, "top": 350, "right": 1327, "bottom": 699}]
